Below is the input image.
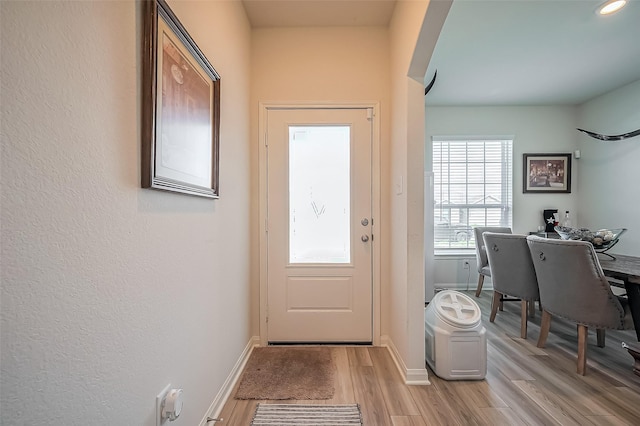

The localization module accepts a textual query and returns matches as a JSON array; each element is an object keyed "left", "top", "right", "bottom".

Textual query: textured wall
[
  {"left": 249, "top": 25, "right": 391, "bottom": 339},
  {"left": 0, "top": 1, "right": 251, "bottom": 424},
  {"left": 388, "top": 0, "right": 434, "bottom": 377},
  {"left": 577, "top": 79, "right": 640, "bottom": 256}
]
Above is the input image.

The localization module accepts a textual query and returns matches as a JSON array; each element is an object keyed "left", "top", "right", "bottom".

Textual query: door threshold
[{"left": 268, "top": 341, "right": 373, "bottom": 346}]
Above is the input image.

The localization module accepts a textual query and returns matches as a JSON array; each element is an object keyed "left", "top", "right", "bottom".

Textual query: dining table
[{"left": 598, "top": 253, "right": 640, "bottom": 341}]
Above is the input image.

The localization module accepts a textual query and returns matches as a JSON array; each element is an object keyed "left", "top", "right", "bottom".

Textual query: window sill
[{"left": 434, "top": 250, "right": 475, "bottom": 258}]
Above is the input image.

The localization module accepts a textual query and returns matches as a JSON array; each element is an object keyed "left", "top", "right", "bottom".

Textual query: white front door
[{"left": 266, "top": 107, "right": 373, "bottom": 343}]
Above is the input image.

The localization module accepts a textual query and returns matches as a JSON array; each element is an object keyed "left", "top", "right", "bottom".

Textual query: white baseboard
[
  {"left": 381, "top": 335, "right": 430, "bottom": 385},
  {"left": 198, "top": 336, "right": 260, "bottom": 426},
  {"left": 434, "top": 282, "right": 493, "bottom": 292}
]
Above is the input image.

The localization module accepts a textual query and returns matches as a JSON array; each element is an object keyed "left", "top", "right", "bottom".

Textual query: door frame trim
[{"left": 258, "top": 102, "right": 381, "bottom": 346}]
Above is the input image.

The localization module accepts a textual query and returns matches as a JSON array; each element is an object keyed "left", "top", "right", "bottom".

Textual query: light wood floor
[{"left": 217, "top": 291, "right": 640, "bottom": 425}]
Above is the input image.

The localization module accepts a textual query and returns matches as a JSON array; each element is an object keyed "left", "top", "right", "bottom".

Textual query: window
[
  {"left": 432, "top": 138, "right": 512, "bottom": 253},
  {"left": 289, "top": 126, "right": 351, "bottom": 263}
]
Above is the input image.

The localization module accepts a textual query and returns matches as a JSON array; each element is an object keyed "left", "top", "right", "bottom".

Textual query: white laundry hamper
[{"left": 425, "top": 290, "right": 487, "bottom": 380}]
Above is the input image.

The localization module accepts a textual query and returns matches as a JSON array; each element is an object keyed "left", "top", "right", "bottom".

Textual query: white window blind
[{"left": 432, "top": 138, "right": 513, "bottom": 253}]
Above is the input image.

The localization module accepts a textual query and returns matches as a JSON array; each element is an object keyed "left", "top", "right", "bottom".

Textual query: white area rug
[{"left": 250, "top": 403, "right": 363, "bottom": 425}]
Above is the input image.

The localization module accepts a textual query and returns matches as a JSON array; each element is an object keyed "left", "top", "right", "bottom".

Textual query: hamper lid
[{"left": 433, "top": 290, "right": 481, "bottom": 327}]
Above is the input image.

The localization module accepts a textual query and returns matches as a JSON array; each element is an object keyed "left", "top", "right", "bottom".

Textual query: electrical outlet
[
  {"left": 463, "top": 260, "right": 470, "bottom": 269},
  {"left": 156, "top": 384, "right": 171, "bottom": 426}
]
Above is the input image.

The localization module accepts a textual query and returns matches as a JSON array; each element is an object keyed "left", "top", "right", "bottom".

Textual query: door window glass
[{"left": 289, "top": 126, "right": 351, "bottom": 263}]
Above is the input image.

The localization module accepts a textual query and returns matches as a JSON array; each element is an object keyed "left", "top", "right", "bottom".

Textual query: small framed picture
[
  {"left": 523, "top": 153, "right": 571, "bottom": 193},
  {"left": 142, "top": 0, "right": 221, "bottom": 198}
]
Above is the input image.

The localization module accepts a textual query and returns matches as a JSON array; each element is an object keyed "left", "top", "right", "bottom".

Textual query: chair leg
[
  {"left": 597, "top": 329, "right": 606, "bottom": 348},
  {"left": 521, "top": 300, "right": 528, "bottom": 339},
  {"left": 475, "top": 274, "right": 485, "bottom": 297},
  {"left": 528, "top": 300, "right": 536, "bottom": 318},
  {"left": 490, "top": 291, "right": 501, "bottom": 322},
  {"left": 537, "top": 310, "right": 552, "bottom": 348},
  {"left": 622, "top": 342, "right": 640, "bottom": 377},
  {"left": 577, "top": 324, "right": 588, "bottom": 375},
  {"left": 499, "top": 295, "right": 504, "bottom": 311}
]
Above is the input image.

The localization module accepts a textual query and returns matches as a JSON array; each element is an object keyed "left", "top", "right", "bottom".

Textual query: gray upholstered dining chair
[
  {"left": 526, "top": 236, "right": 634, "bottom": 375},
  {"left": 483, "top": 232, "right": 540, "bottom": 339},
  {"left": 473, "top": 226, "right": 512, "bottom": 297}
]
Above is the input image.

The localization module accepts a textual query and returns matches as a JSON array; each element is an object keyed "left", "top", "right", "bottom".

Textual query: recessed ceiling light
[{"left": 598, "top": 0, "right": 627, "bottom": 15}]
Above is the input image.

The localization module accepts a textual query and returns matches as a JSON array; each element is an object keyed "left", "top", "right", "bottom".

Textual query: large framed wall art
[{"left": 142, "top": 0, "right": 221, "bottom": 198}]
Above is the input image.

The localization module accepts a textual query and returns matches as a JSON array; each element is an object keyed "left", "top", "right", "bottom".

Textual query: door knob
[
  {"left": 361, "top": 235, "right": 369, "bottom": 242},
  {"left": 361, "top": 218, "right": 369, "bottom": 226}
]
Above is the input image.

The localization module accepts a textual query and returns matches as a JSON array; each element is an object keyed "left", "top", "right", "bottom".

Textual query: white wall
[
  {"left": 388, "top": 0, "right": 449, "bottom": 381},
  {"left": 577, "top": 79, "right": 640, "bottom": 256},
  {"left": 425, "top": 105, "right": 580, "bottom": 288},
  {"left": 0, "top": 1, "right": 251, "bottom": 424},
  {"left": 249, "top": 26, "right": 391, "bottom": 337}
]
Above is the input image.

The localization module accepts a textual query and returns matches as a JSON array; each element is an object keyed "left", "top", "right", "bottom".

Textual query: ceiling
[
  {"left": 241, "top": 1, "right": 640, "bottom": 106},
  {"left": 242, "top": 0, "right": 397, "bottom": 27},
  {"left": 425, "top": 0, "right": 640, "bottom": 106}
]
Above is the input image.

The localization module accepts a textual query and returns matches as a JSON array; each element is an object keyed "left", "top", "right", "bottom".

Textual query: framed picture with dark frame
[
  {"left": 142, "top": 0, "right": 221, "bottom": 198},
  {"left": 523, "top": 153, "right": 571, "bottom": 193}
]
